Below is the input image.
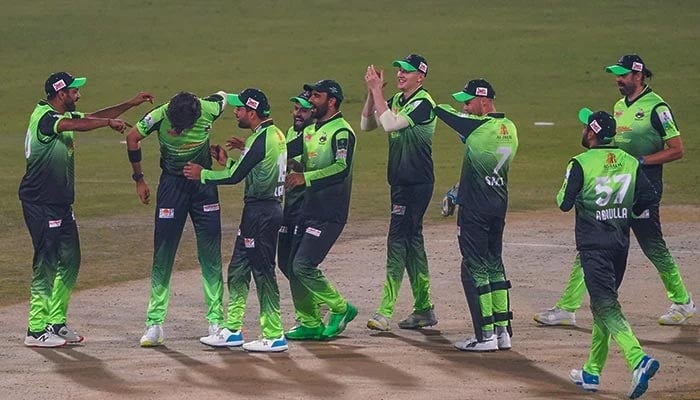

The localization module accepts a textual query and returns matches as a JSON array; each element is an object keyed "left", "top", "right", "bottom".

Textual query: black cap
[
  {"left": 303, "top": 79, "right": 344, "bottom": 102},
  {"left": 605, "top": 54, "right": 652, "bottom": 77},
  {"left": 227, "top": 88, "right": 271, "bottom": 116},
  {"left": 578, "top": 108, "right": 617, "bottom": 143},
  {"left": 452, "top": 79, "right": 496, "bottom": 102},
  {"left": 44, "top": 72, "right": 86, "bottom": 96},
  {"left": 392, "top": 54, "right": 428, "bottom": 76}
]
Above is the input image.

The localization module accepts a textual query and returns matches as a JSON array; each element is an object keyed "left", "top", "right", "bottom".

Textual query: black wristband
[
  {"left": 128, "top": 148, "right": 142, "bottom": 163},
  {"left": 132, "top": 172, "right": 144, "bottom": 182}
]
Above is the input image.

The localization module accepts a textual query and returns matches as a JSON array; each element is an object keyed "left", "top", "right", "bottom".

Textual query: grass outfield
[{"left": 1, "top": 0, "right": 698, "bottom": 305}]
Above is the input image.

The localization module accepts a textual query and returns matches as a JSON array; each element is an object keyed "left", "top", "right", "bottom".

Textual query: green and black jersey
[
  {"left": 613, "top": 87, "right": 680, "bottom": 188},
  {"left": 201, "top": 120, "right": 287, "bottom": 203},
  {"left": 386, "top": 88, "right": 436, "bottom": 185},
  {"left": 284, "top": 126, "right": 305, "bottom": 212},
  {"left": 136, "top": 93, "right": 225, "bottom": 176},
  {"left": 557, "top": 146, "right": 658, "bottom": 250},
  {"left": 434, "top": 105, "right": 518, "bottom": 217},
  {"left": 288, "top": 112, "right": 356, "bottom": 224},
  {"left": 19, "top": 101, "right": 85, "bottom": 205}
]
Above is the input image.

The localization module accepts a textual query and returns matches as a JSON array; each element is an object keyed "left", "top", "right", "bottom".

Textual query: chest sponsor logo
[
  {"left": 391, "top": 204, "right": 406, "bottom": 215},
  {"left": 159, "top": 208, "right": 175, "bottom": 219},
  {"left": 615, "top": 111, "right": 624, "bottom": 118},
  {"left": 634, "top": 109, "right": 645, "bottom": 120},
  {"left": 305, "top": 227, "right": 322, "bottom": 237},
  {"left": 203, "top": 203, "right": 220, "bottom": 212},
  {"left": 48, "top": 219, "right": 62, "bottom": 228},
  {"left": 318, "top": 134, "right": 327, "bottom": 144},
  {"left": 244, "top": 237, "right": 255, "bottom": 248}
]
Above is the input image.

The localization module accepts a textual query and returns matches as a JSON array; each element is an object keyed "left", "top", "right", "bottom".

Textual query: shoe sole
[
  {"left": 24, "top": 341, "right": 67, "bottom": 348},
  {"left": 455, "top": 346, "right": 498, "bottom": 352},
  {"left": 140, "top": 340, "right": 164, "bottom": 347},
  {"left": 366, "top": 320, "right": 390, "bottom": 332},
  {"left": 658, "top": 314, "right": 693, "bottom": 325},
  {"left": 533, "top": 316, "right": 576, "bottom": 326},
  {"left": 629, "top": 360, "right": 660, "bottom": 399},
  {"left": 200, "top": 340, "right": 243, "bottom": 348},
  {"left": 243, "top": 346, "right": 289, "bottom": 353},
  {"left": 398, "top": 320, "right": 438, "bottom": 330}
]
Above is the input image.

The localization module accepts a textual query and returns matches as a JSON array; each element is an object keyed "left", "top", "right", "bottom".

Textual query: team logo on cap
[
  {"left": 476, "top": 87, "right": 489, "bottom": 96},
  {"left": 52, "top": 80, "right": 67, "bottom": 92},
  {"left": 589, "top": 120, "right": 602, "bottom": 133},
  {"left": 418, "top": 62, "right": 428, "bottom": 73},
  {"left": 632, "top": 62, "right": 643, "bottom": 72},
  {"left": 245, "top": 97, "right": 260, "bottom": 109}
]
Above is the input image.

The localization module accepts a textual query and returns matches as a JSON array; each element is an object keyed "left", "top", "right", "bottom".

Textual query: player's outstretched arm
[{"left": 87, "top": 92, "right": 154, "bottom": 119}]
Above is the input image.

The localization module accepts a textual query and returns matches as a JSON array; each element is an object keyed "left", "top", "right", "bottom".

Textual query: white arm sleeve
[
  {"left": 377, "top": 109, "right": 410, "bottom": 133},
  {"left": 360, "top": 114, "right": 378, "bottom": 131}
]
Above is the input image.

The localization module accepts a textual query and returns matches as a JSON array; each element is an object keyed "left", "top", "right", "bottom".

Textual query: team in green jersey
[
  {"left": 20, "top": 71, "right": 153, "bottom": 348},
  {"left": 535, "top": 54, "right": 695, "bottom": 328},
  {"left": 563, "top": 108, "right": 659, "bottom": 399},
  {"left": 361, "top": 54, "right": 437, "bottom": 332},
  {"left": 19, "top": 54, "right": 689, "bottom": 397}
]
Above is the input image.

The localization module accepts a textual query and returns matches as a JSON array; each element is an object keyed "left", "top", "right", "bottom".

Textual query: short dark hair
[{"left": 166, "top": 92, "right": 201, "bottom": 133}]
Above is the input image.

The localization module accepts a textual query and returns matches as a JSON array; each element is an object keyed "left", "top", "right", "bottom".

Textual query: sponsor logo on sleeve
[
  {"left": 244, "top": 238, "right": 256, "bottom": 248},
  {"left": 48, "top": 219, "right": 63, "bottom": 228},
  {"left": 391, "top": 204, "right": 406, "bottom": 215},
  {"left": 336, "top": 148, "right": 347, "bottom": 160},
  {"left": 203, "top": 203, "right": 220, "bottom": 212},
  {"left": 143, "top": 113, "right": 155, "bottom": 129},
  {"left": 305, "top": 227, "right": 322, "bottom": 237},
  {"left": 158, "top": 208, "right": 175, "bottom": 219},
  {"left": 658, "top": 109, "right": 674, "bottom": 125}
]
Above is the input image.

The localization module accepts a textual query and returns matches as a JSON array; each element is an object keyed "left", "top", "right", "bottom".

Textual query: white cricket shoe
[
  {"left": 24, "top": 330, "right": 67, "bottom": 348},
  {"left": 658, "top": 297, "right": 695, "bottom": 325},
  {"left": 533, "top": 307, "right": 576, "bottom": 326},
  {"left": 454, "top": 334, "right": 498, "bottom": 352},
  {"left": 242, "top": 336, "right": 288, "bottom": 352},
  {"left": 47, "top": 323, "right": 84, "bottom": 344},
  {"left": 140, "top": 324, "right": 164, "bottom": 347},
  {"left": 367, "top": 313, "right": 391, "bottom": 332},
  {"left": 208, "top": 323, "right": 220, "bottom": 336},
  {"left": 200, "top": 328, "right": 244, "bottom": 347},
  {"left": 496, "top": 330, "right": 511, "bottom": 350}
]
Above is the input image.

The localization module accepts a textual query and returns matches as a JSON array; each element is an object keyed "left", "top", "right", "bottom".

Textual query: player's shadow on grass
[
  {"left": 152, "top": 345, "right": 341, "bottom": 398},
  {"left": 32, "top": 347, "right": 147, "bottom": 396},
  {"left": 379, "top": 329, "right": 621, "bottom": 400},
  {"left": 297, "top": 339, "right": 420, "bottom": 389}
]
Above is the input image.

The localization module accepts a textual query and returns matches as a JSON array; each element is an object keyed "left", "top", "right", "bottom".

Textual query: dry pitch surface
[{"left": 2, "top": 207, "right": 699, "bottom": 400}]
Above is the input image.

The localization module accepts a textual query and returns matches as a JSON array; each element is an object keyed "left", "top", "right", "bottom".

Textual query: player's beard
[
  {"left": 312, "top": 100, "right": 329, "bottom": 119},
  {"left": 64, "top": 98, "right": 76, "bottom": 112},
  {"left": 617, "top": 81, "right": 636, "bottom": 97}
]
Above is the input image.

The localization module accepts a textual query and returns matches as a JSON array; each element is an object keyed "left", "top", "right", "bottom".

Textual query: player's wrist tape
[{"left": 128, "top": 148, "right": 142, "bottom": 163}]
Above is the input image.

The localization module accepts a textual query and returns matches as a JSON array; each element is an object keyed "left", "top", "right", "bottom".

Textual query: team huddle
[{"left": 18, "top": 53, "right": 693, "bottom": 399}]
